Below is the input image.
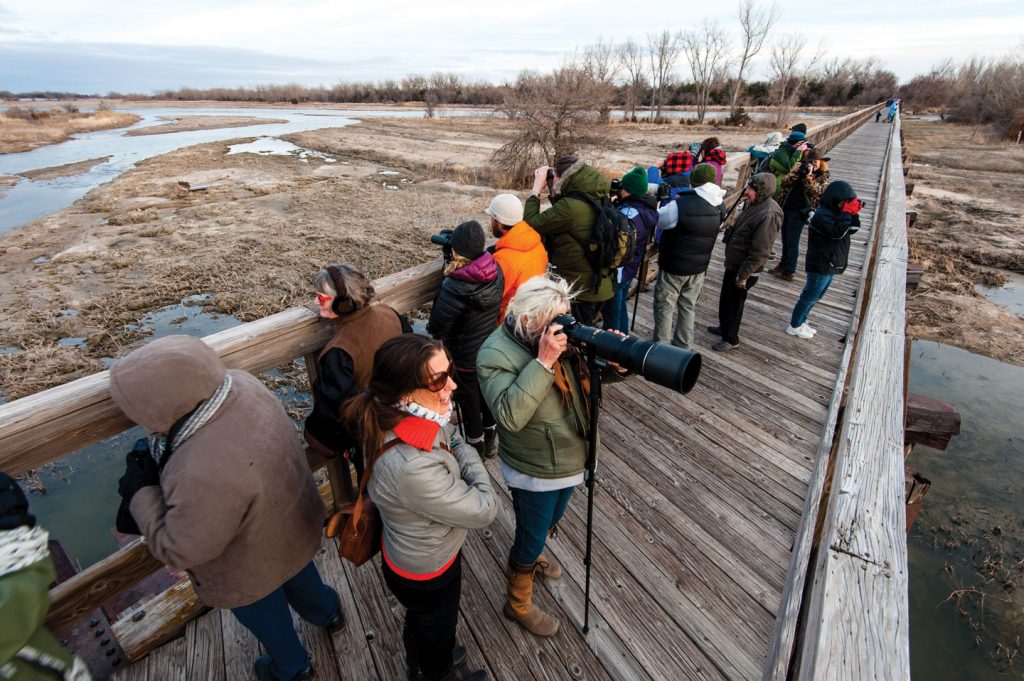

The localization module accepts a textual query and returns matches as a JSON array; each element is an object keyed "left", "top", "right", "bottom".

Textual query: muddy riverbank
[
  {"left": 904, "top": 117, "right": 1024, "bottom": 365},
  {"left": 124, "top": 115, "right": 288, "bottom": 136}
]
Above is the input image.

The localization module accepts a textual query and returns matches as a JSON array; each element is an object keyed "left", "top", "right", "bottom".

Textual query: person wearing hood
[
  {"left": 110, "top": 336, "right": 340, "bottom": 681},
  {"left": 602, "top": 166, "right": 658, "bottom": 332},
  {"left": 747, "top": 131, "right": 784, "bottom": 174},
  {"left": 709, "top": 172, "right": 783, "bottom": 351},
  {"left": 770, "top": 147, "right": 831, "bottom": 281},
  {"left": 484, "top": 193, "right": 548, "bottom": 324},
  {"left": 305, "top": 264, "right": 407, "bottom": 487},
  {"left": 786, "top": 180, "right": 863, "bottom": 339},
  {"left": 427, "top": 220, "right": 504, "bottom": 458},
  {"left": 345, "top": 334, "right": 495, "bottom": 681},
  {"left": 525, "top": 155, "right": 613, "bottom": 325},
  {"left": 769, "top": 130, "right": 809, "bottom": 199},
  {"left": 651, "top": 163, "right": 727, "bottom": 349},
  {"left": 0, "top": 472, "right": 92, "bottom": 681}
]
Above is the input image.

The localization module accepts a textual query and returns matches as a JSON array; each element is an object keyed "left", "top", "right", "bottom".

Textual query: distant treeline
[{"left": 899, "top": 54, "right": 1024, "bottom": 138}]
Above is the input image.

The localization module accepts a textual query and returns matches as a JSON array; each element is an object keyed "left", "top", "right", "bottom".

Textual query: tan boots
[{"left": 504, "top": 560, "right": 560, "bottom": 637}]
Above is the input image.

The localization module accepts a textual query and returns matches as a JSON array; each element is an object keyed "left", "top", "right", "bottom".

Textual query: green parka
[
  {"left": 524, "top": 159, "right": 613, "bottom": 302},
  {"left": 477, "top": 325, "right": 589, "bottom": 479}
]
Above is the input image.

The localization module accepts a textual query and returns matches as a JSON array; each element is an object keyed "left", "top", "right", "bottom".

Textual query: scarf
[
  {"left": 151, "top": 374, "right": 233, "bottom": 465},
  {"left": 443, "top": 254, "right": 471, "bottom": 277},
  {"left": 397, "top": 399, "right": 452, "bottom": 427},
  {"left": 0, "top": 525, "right": 49, "bottom": 578}
]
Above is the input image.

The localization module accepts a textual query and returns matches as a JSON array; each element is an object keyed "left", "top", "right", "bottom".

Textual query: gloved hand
[
  {"left": 840, "top": 198, "right": 864, "bottom": 215},
  {"left": 118, "top": 444, "right": 160, "bottom": 503}
]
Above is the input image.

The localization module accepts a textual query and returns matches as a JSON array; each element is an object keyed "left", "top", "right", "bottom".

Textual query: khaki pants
[{"left": 653, "top": 270, "right": 705, "bottom": 349}]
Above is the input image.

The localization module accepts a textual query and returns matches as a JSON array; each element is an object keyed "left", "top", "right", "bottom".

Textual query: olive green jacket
[
  {"left": 524, "top": 159, "right": 613, "bottom": 302},
  {"left": 477, "top": 325, "right": 589, "bottom": 479}
]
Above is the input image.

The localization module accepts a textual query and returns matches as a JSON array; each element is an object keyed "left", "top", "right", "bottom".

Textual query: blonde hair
[{"left": 506, "top": 274, "right": 577, "bottom": 342}]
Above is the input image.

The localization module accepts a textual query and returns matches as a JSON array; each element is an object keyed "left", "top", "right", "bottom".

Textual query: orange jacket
[{"left": 492, "top": 221, "right": 548, "bottom": 323}]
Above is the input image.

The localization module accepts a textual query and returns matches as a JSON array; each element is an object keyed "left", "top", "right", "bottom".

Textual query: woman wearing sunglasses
[
  {"left": 785, "top": 180, "right": 863, "bottom": 339},
  {"left": 344, "top": 334, "right": 495, "bottom": 681},
  {"left": 304, "top": 264, "right": 407, "bottom": 482}
]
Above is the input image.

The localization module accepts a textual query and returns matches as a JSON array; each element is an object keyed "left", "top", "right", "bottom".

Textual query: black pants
[
  {"left": 453, "top": 369, "right": 494, "bottom": 441},
  {"left": 718, "top": 268, "right": 758, "bottom": 345},
  {"left": 570, "top": 300, "right": 603, "bottom": 326},
  {"left": 382, "top": 554, "right": 462, "bottom": 681}
]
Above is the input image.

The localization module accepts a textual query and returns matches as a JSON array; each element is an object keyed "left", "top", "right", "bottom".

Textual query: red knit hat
[{"left": 663, "top": 151, "right": 694, "bottom": 176}]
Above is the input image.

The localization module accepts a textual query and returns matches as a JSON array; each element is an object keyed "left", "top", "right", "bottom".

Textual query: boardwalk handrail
[
  {"left": 763, "top": 112, "right": 910, "bottom": 679},
  {"left": 0, "top": 104, "right": 880, "bottom": 665}
]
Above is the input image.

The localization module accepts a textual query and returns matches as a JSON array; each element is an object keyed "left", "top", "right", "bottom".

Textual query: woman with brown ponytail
[{"left": 343, "top": 334, "right": 496, "bottom": 681}]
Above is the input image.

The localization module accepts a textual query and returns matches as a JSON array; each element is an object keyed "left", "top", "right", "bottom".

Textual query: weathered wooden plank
[
  {"left": 145, "top": 631, "right": 187, "bottom": 681},
  {"left": 184, "top": 609, "right": 226, "bottom": 681},
  {"left": 112, "top": 579, "right": 207, "bottom": 662},
  {"left": 344, "top": 557, "right": 407, "bottom": 681},
  {"left": 113, "top": 651, "right": 147, "bottom": 681},
  {"left": 905, "top": 392, "right": 961, "bottom": 450},
  {"left": 45, "top": 539, "right": 162, "bottom": 632},
  {"left": 311, "top": 543, "right": 379, "bottom": 680},
  {"left": 220, "top": 601, "right": 263, "bottom": 681}
]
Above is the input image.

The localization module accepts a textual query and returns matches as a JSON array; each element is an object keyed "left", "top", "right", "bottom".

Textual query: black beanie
[
  {"left": 790, "top": 123, "right": 807, "bottom": 134},
  {"left": 450, "top": 220, "right": 484, "bottom": 259},
  {"left": 0, "top": 472, "right": 36, "bottom": 530}
]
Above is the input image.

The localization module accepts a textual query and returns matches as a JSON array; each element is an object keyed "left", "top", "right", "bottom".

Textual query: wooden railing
[
  {"left": 762, "top": 111, "right": 910, "bottom": 679},
  {"left": 0, "top": 104, "right": 881, "bottom": 668}
]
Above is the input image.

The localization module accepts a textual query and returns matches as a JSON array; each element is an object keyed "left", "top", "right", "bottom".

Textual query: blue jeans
[
  {"left": 780, "top": 209, "right": 807, "bottom": 274},
  {"left": 790, "top": 272, "right": 835, "bottom": 327},
  {"left": 601, "top": 277, "right": 633, "bottom": 332},
  {"left": 509, "top": 487, "right": 575, "bottom": 565},
  {"left": 231, "top": 560, "right": 340, "bottom": 680}
]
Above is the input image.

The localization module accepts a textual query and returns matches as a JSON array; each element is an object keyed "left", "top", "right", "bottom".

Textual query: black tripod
[{"left": 581, "top": 346, "right": 605, "bottom": 634}]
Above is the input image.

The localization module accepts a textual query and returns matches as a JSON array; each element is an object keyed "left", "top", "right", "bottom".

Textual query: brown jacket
[
  {"left": 111, "top": 336, "right": 324, "bottom": 609},
  {"left": 724, "top": 172, "right": 784, "bottom": 281}
]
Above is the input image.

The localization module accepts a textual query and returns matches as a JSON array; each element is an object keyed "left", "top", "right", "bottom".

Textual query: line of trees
[{"left": 899, "top": 51, "right": 1024, "bottom": 138}]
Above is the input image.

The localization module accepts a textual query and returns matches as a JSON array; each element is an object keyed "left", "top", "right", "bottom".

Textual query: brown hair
[
  {"left": 698, "top": 137, "right": 720, "bottom": 161},
  {"left": 342, "top": 334, "right": 449, "bottom": 461}
]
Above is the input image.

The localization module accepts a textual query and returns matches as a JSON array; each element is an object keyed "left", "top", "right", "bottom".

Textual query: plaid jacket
[
  {"left": 663, "top": 151, "right": 694, "bottom": 176},
  {"left": 700, "top": 146, "right": 727, "bottom": 167}
]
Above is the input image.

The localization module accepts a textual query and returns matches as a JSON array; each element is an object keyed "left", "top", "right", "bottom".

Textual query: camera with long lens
[
  {"left": 430, "top": 228, "right": 454, "bottom": 262},
  {"left": 609, "top": 178, "right": 622, "bottom": 196},
  {"left": 655, "top": 182, "right": 671, "bottom": 202},
  {"left": 553, "top": 314, "right": 701, "bottom": 394}
]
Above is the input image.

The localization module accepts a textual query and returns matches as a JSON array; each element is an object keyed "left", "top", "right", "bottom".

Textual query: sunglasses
[
  {"left": 420, "top": 363, "right": 456, "bottom": 392},
  {"left": 314, "top": 292, "right": 333, "bottom": 305}
]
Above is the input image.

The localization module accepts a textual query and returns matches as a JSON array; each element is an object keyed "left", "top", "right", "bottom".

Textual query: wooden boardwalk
[{"left": 115, "top": 121, "right": 892, "bottom": 681}]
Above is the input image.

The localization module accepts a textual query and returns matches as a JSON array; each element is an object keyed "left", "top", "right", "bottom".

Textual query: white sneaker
[
  {"left": 804, "top": 324, "right": 817, "bottom": 336},
  {"left": 786, "top": 324, "right": 815, "bottom": 339}
]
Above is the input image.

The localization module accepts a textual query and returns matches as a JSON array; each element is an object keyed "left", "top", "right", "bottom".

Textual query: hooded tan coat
[{"left": 110, "top": 336, "right": 324, "bottom": 609}]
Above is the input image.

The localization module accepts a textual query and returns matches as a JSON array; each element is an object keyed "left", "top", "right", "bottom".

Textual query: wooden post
[
  {"left": 904, "top": 469, "right": 931, "bottom": 531},
  {"left": 905, "top": 392, "right": 961, "bottom": 450}
]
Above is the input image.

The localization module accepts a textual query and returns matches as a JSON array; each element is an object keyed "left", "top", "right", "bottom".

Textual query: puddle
[
  {"left": 126, "top": 293, "right": 241, "bottom": 339},
  {"left": 977, "top": 270, "right": 1024, "bottom": 317},
  {"left": 378, "top": 170, "right": 400, "bottom": 176},
  {"left": 56, "top": 337, "right": 87, "bottom": 348},
  {"left": 32, "top": 255, "right": 50, "bottom": 264},
  {"left": 226, "top": 137, "right": 337, "bottom": 163}
]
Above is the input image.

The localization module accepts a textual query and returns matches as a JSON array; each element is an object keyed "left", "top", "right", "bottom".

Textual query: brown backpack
[{"left": 325, "top": 438, "right": 399, "bottom": 566}]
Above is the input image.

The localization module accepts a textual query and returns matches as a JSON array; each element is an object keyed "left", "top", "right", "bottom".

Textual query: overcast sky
[{"left": 1, "top": 0, "right": 1021, "bottom": 94}]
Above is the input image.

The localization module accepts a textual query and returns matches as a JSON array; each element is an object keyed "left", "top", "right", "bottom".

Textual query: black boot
[
  {"left": 482, "top": 427, "right": 497, "bottom": 459},
  {"left": 407, "top": 644, "right": 467, "bottom": 680}
]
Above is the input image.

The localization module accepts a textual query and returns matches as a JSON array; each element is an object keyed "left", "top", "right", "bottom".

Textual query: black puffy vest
[{"left": 658, "top": 193, "right": 726, "bottom": 276}]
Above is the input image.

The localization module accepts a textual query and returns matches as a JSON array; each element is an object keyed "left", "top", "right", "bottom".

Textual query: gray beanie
[{"left": 450, "top": 220, "right": 484, "bottom": 259}]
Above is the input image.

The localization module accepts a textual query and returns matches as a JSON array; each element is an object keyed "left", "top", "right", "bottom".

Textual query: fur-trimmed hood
[{"left": 552, "top": 158, "right": 609, "bottom": 199}]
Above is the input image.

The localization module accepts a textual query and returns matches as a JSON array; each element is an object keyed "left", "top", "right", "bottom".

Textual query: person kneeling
[{"left": 111, "top": 336, "right": 341, "bottom": 681}]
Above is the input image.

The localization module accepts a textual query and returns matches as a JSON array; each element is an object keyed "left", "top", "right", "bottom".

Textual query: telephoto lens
[{"left": 552, "top": 315, "right": 701, "bottom": 394}]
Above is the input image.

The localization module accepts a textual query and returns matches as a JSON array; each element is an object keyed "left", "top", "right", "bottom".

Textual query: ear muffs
[{"left": 327, "top": 265, "right": 356, "bottom": 315}]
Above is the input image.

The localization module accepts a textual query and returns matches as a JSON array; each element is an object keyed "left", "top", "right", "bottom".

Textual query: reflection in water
[
  {"left": 978, "top": 271, "right": 1024, "bottom": 318},
  {"left": 908, "top": 340, "right": 1024, "bottom": 681}
]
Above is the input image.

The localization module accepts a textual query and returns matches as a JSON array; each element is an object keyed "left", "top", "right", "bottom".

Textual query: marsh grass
[{"left": 0, "top": 108, "right": 141, "bottom": 154}]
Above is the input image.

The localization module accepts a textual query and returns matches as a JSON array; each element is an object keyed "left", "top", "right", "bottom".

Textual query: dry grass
[{"left": 0, "top": 109, "right": 141, "bottom": 154}]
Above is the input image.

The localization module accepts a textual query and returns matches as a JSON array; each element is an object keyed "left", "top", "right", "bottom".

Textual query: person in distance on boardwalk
[
  {"left": 345, "top": 334, "right": 495, "bottom": 681},
  {"left": 602, "top": 166, "right": 658, "bottom": 332},
  {"left": 652, "top": 163, "right": 727, "bottom": 350},
  {"left": 786, "top": 180, "right": 863, "bottom": 339},
  {"left": 485, "top": 193, "right": 548, "bottom": 325},
  {"left": 427, "top": 221, "right": 504, "bottom": 459},
  {"left": 769, "top": 148, "right": 830, "bottom": 282},
  {"left": 709, "top": 173, "right": 783, "bottom": 351},
  {"left": 478, "top": 274, "right": 589, "bottom": 638},
  {"left": 110, "top": 335, "right": 341, "bottom": 681},
  {"left": 304, "top": 264, "right": 407, "bottom": 486},
  {"left": 525, "top": 155, "right": 613, "bottom": 325},
  {"left": 0, "top": 472, "right": 92, "bottom": 681}
]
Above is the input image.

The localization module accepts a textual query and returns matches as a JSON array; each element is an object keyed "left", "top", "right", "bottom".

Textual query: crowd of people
[{"left": 2, "top": 124, "right": 864, "bottom": 681}]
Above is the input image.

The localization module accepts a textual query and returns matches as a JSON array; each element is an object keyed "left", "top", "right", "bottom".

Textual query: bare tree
[
  {"left": 647, "top": 29, "right": 684, "bottom": 121},
  {"left": 581, "top": 38, "right": 620, "bottom": 122},
  {"left": 730, "top": 0, "right": 780, "bottom": 111},
  {"left": 617, "top": 39, "right": 647, "bottom": 120},
  {"left": 682, "top": 20, "right": 731, "bottom": 123},
  {"left": 769, "top": 33, "right": 825, "bottom": 125},
  {"left": 492, "top": 63, "right": 613, "bottom": 187}
]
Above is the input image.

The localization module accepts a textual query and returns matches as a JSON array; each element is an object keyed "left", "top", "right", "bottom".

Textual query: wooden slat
[
  {"left": 220, "top": 601, "right": 263, "bottom": 681},
  {"left": 0, "top": 258, "right": 443, "bottom": 476},
  {"left": 184, "top": 610, "right": 226, "bottom": 681},
  {"left": 45, "top": 539, "right": 162, "bottom": 632},
  {"left": 111, "top": 579, "right": 208, "bottom": 662}
]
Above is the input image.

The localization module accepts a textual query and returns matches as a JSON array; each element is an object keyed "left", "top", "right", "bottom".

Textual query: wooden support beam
[
  {"left": 110, "top": 579, "right": 208, "bottom": 662},
  {"left": 905, "top": 182, "right": 915, "bottom": 197},
  {"left": 904, "top": 468, "right": 931, "bottom": 531},
  {"left": 905, "top": 210, "right": 917, "bottom": 228},
  {"left": 906, "top": 262, "right": 924, "bottom": 290},
  {"left": 905, "top": 392, "right": 961, "bottom": 450}
]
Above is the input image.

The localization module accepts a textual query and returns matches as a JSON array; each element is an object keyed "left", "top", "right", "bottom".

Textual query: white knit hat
[{"left": 484, "top": 194, "right": 524, "bottom": 227}]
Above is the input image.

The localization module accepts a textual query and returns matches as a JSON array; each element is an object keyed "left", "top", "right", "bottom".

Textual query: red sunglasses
[{"left": 315, "top": 292, "right": 333, "bottom": 305}]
